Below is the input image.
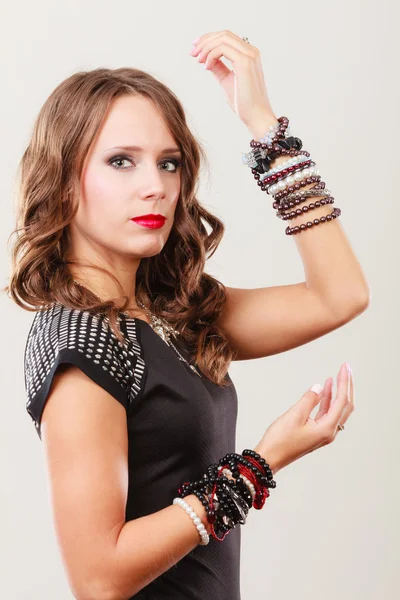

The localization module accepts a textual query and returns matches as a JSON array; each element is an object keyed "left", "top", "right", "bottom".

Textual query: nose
[{"left": 136, "top": 162, "right": 167, "bottom": 201}]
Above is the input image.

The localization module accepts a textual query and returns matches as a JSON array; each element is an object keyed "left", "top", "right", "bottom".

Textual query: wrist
[
  {"left": 253, "top": 443, "right": 281, "bottom": 476},
  {"left": 247, "top": 112, "right": 279, "bottom": 141}
]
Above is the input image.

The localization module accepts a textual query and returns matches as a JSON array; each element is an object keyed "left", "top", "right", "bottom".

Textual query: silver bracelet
[
  {"left": 282, "top": 187, "right": 332, "bottom": 204},
  {"left": 173, "top": 497, "right": 210, "bottom": 546}
]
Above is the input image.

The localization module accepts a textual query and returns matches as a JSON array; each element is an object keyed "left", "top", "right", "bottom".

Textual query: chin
[{"left": 122, "top": 239, "right": 167, "bottom": 258}]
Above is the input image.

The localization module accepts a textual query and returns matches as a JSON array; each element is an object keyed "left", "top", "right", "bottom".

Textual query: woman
[{"left": 6, "top": 31, "right": 366, "bottom": 600}]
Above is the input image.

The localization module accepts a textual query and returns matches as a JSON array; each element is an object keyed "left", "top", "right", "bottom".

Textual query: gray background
[{"left": 1, "top": 0, "right": 398, "bottom": 598}]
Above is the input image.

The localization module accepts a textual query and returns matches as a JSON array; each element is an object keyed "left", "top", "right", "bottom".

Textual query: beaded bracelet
[
  {"left": 261, "top": 159, "right": 315, "bottom": 189},
  {"left": 172, "top": 497, "right": 210, "bottom": 546},
  {"left": 176, "top": 449, "right": 276, "bottom": 542},
  {"left": 222, "top": 467, "right": 256, "bottom": 501},
  {"left": 266, "top": 163, "right": 319, "bottom": 196},
  {"left": 244, "top": 116, "right": 342, "bottom": 235},
  {"left": 285, "top": 207, "right": 341, "bottom": 236},
  {"left": 277, "top": 197, "right": 335, "bottom": 220},
  {"left": 179, "top": 467, "right": 249, "bottom": 542},
  {"left": 242, "top": 116, "right": 292, "bottom": 169},
  {"left": 259, "top": 120, "right": 291, "bottom": 148},
  {"left": 273, "top": 187, "right": 333, "bottom": 211},
  {"left": 272, "top": 175, "right": 322, "bottom": 201},
  {"left": 261, "top": 153, "right": 311, "bottom": 180}
]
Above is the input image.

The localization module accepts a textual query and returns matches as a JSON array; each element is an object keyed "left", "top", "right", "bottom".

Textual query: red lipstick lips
[{"left": 131, "top": 214, "right": 166, "bottom": 229}]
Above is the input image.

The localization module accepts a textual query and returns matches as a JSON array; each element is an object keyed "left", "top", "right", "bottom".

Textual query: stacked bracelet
[
  {"left": 174, "top": 449, "right": 276, "bottom": 544},
  {"left": 242, "top": 116, "right": 342, "bottom": 236}
]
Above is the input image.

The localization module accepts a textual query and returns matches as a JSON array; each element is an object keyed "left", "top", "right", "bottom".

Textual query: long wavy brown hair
[{"left": 5, "top": 67, "right": 238, "bottom": 386}]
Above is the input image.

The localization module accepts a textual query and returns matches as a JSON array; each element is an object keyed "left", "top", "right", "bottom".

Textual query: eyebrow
[{"left": 106, "top": 145, "right": 182, "bottom": 155}]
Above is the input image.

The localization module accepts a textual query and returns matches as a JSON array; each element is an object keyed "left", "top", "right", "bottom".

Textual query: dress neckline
[
  {"left": 119, "top": 311, "right": 152, "bottom": 326},
  {"left": 120, "top": 313, "right": 152, "bottom": 326}
]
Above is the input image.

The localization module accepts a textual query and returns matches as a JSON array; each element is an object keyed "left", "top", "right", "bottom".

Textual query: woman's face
[{"left": 71, "top": 94, "right": 182, "bottom": 267}]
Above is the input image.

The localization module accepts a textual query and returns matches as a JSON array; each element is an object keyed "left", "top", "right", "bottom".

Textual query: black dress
[{"left": 24, "top": 303, "right": 241, "bottom": 599}]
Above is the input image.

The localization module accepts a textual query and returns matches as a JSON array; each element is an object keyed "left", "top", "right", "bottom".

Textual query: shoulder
[
  {"left": 25, "top": 303, "right": 126, "bottom": 372},
  {"left": 24, "top": 303, "right": 146, "bottom": 438}
]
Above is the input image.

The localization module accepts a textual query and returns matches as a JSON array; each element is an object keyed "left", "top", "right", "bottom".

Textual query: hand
[
  {"left": 189, "top": 30, "right": 276, "bottom": 130},
  {"left": 254, "top": 363, "right": 355, "bottom": 475}
]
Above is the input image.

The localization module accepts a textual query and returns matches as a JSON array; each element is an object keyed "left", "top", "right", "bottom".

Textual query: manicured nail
[
  {"left": 311, "top": 383, "right": 323, "bottom": 395},
  {"left": 345, "top": 362, "right": 352, "bottom": 375},
  {"left": 192, "top": 37, "right": 200, "bottom": 44}
]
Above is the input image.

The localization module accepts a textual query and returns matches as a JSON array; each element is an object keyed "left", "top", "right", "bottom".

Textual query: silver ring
[
  {"left": 337, "top": 424, "right": 345, "bottom": 431},
  {"left": 242, "top": 36, "right": 250, "bottom": 44}
]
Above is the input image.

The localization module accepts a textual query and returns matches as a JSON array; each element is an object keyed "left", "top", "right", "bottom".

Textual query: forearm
[
  {"left": 248, "top": 114, "right": 370, "bottom": 317},
  {"left": 90, "top": 448, "right": 279, "bottom": 600},
  {"left": 100, "top": 494, "right": 211, "bottom": 599}
]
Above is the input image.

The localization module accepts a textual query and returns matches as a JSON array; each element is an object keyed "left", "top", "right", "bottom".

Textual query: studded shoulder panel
[{"left": 24, "top": 303, "right": 145, "bottom": 440}]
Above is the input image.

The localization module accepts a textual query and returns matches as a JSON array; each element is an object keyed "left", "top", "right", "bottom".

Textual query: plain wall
[{"left": 1, "top": 1, "right": 398, "bottom": 598}]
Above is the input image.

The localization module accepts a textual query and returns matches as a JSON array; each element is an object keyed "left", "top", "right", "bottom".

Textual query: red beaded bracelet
[
  {"left": 277, "top": 197, "right": 335, "bottom": 220},
  {"left": 261, "top": 159, "right": 314, "bottom": 188},
  {"left": 285, "top": 207, "right": 341, "bottom": 235}
]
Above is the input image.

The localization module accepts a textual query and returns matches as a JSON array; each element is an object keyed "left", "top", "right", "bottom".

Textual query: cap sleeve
[{"left": 24, "top": 304, "right": 145, "bottom": 440}]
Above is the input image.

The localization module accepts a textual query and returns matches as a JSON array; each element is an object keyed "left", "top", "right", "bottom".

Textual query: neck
[{"left": 66, "top": 229, "right": 142, "bottom": 307}]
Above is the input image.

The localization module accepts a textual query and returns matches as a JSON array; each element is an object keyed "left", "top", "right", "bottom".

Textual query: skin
[{"left": 67, "top": 93, "right": 182, "bottom": 318}]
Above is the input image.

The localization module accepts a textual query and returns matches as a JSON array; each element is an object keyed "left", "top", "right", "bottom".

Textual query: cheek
[{"left": 78, "top": 168, "right": 123, "bottom": 228}]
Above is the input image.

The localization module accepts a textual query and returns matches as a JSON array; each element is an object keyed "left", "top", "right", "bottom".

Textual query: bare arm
[
  {"left": 40, "top": 365, "right": 213, "bottom": 600},
  {"left": 110, "top": 494, "right": 210, "bottom": 600}
]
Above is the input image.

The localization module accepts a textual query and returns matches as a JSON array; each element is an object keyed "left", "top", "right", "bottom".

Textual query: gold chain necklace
[
  {"left": 72, "top": 280, "right": 202, "bottom": 378},
  {"left": 136, "top": 300, "right": 202, "bottom": 378}
]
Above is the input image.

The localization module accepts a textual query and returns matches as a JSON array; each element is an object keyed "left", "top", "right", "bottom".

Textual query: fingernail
[
  {"left": 345, "top": 362, "right": 352, "bottom": 375},
  {"left": 192, "top": 37, "right": 200, "bottom": 44},
  {"left": 311, "top": 383, "right": 323, "bottom": 395}
]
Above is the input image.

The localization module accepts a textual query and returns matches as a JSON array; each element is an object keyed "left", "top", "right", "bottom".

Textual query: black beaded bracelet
[
  {"left": 179, "top": 467, "right": 247, "bottom": 532},
  {"left": 177, "top": 449, "right": 277, "bottom": 541}
]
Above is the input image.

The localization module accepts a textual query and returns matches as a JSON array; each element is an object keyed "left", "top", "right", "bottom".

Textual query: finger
[
  {"left": 205, "top": 57, "right": 231, "bottom": 81},
  {"left": 192, "top": 34, "right": 255, "bottom": 63},
  {"left": 199, "top": 43, "right": 254, "bottom": 73},
  {"left": 320, "top": 363, "right": 350, "bottom": 430},
  {"left": 335, "top": 368, "right": 355, "bottom": 428},
  {"left": 337, "top": 398, "right": 353, "bottom": 428},
  {"left": 203, "top": 45, "right": 245, "bottom": 73},
  {"left": 191, "top": 30, "right": 253, "bottom": 56},
  {"left": 348, "top": 365, "right": 354, "bottom": 407},
  {"left": 190, "top": 32, "right": 222, "bottom": 56},
  {"left": 295, "top": 382, "right": 324, "bottom": 423},
  {"left": 314, "top": 378, "right": 333, "bottom": 421}
]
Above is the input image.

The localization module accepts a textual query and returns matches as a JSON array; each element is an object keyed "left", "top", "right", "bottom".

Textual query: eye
[
  {"left": 108, "top": 155, "right": 182, "bottom": 172},
  {"left": 108, "top": 155, "right": 134, "bottom": 170},
  {"left": 160, "top": 158, "right": 182, "bottom": 172}
]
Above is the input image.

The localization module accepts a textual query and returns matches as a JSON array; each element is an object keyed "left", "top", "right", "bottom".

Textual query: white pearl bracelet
[
  {"left": 267, "top": 165, "right": 320, "bottom": 196},
  {"left": 173, "top": 497, "right": 210, "bottom": 546},
  {"left": 259, "top": 154, "right": 311, "bottom": 182}
]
